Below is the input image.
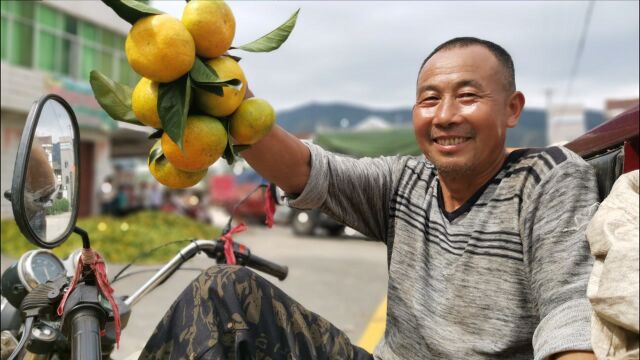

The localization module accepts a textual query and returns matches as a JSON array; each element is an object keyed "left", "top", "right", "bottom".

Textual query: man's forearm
[{"left": 241, "top": 125, "right": 311, "bottom": 194}]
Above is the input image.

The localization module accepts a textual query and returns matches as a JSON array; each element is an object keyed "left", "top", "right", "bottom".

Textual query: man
[
  {"left": 141, "top": 37, "right": 598, "bottom": 359},
  {"left": 25, "top": 140, "right": 57, "bottom": 239}
]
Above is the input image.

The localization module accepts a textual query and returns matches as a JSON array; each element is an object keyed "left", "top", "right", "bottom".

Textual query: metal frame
[{"left": 11, "top": 94, "right": 81, "bottom": 249}]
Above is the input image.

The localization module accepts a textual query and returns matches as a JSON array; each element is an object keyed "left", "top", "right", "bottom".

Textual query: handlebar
[
  {"left": 124, "top": 239, "right": 288, "bottom": 307},
  {"left": 234, "top": 248, "right": 288, "bottom": 281},
  {"left": 69, "top": 308, "right": 102, "bottom": 360}
]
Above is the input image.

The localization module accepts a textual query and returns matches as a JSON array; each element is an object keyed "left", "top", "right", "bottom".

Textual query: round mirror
[{"left": 11, "top": 95, "right": 79, "bottom": 248}]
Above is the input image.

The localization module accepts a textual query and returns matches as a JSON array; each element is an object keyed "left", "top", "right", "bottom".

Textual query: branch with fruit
[{"left": 90, "top": 0, "right": 299, "bottom": 189}]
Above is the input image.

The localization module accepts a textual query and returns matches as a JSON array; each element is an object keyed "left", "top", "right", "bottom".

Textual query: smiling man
[{"left": 142, "top": 38, "right": 598, "bottom": 360}]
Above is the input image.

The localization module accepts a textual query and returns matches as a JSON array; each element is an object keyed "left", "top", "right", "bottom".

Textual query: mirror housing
[{"left": 11, "top": 94, "right": 80, "bottom": 249}]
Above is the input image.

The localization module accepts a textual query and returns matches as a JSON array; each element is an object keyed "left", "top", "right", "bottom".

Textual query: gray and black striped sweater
[{"left": 288, "top": 143, "right": 599, "bottom": 360}]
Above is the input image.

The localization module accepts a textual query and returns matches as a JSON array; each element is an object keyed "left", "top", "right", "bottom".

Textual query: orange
[
  {"left": 125, "top": 14, "right": 195, "bottom": 83},
  {"left": 148, "top": 141, "right": 207, "bottom": 189},
  {"left": 182, "top": 0, "right": 236, "bottom": 59},
  {"left": 230, "top": 98, "right": 275, "bottom": 144},
  {"left": 161, "top": 115, "right": 227, "bottom": 172},
  {"left": 193, "top": 56, "right": 247, "bottom": 117},
  {"left": 131, "top": 77, "right": 161, "bottom": 129}
]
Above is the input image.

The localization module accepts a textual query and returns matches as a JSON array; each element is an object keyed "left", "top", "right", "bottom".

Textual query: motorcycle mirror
[{"left": 10, "top": 94, "right": 80, "bottom": 249}]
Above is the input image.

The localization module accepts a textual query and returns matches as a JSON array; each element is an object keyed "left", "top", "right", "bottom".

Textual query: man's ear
[{"left": 506, "top": 91, "right": 525, "bottom": 128}]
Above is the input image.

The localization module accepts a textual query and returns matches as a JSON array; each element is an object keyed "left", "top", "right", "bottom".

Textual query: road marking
[{"left": 357, "top": 296, "right": 387, "bottom": 353}]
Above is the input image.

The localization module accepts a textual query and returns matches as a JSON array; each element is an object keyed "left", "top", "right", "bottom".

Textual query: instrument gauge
[{"left": 17, "top": 250, "right": 66, "bottom": 291}]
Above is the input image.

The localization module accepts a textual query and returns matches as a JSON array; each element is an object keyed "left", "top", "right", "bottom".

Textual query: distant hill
[{"left": 276, "top": 102, "right": 605, "bottom": 147}]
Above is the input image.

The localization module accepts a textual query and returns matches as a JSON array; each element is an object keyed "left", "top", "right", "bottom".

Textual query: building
[
  {"left": 1, "top": 1, "right": 150, "bottom": 218},
  {"left": 354, "top": 115, "right": 391, "bottom": 130},
  {"left": 546, "top": 104, "right": 586, "bottom": 146},
  {"left": 605, "top": 98, "right": 639, "bottom": 121}
]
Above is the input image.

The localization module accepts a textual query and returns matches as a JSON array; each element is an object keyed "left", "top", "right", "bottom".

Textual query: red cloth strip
[{"left": 221, "top": 223, "right": 248, "bottom": 265}]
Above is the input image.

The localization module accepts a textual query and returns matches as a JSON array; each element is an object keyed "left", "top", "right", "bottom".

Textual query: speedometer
[
  {"left": 17, "top": 250, "right": 66, "bottom": 291},
  {"left": 1, "top": 250, "right": 66, "bottom": 310}
]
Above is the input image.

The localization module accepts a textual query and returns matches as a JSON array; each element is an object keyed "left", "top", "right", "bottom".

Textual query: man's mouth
[{"left": 433, "top": 137, "right": 470, "bottom": 146}]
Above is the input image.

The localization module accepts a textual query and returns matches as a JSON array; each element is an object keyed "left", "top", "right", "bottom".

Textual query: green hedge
[
  {"left": 1, "top": 211, "right": 220, "bottom": 264},
  {"left": 46, "top": 198, "right": 70, "bottom": 215}
]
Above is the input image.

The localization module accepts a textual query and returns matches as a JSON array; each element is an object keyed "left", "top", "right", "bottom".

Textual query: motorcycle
[{"left": 1, "top": 94, "right": 288, "bottom": 360}]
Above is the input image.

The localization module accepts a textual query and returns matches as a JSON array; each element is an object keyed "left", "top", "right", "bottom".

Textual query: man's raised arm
[{"left": 241, "top": 125, "right": 311, "bottom": 194}]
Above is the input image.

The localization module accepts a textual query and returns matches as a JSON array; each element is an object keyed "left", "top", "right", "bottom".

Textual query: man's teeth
[{"left": 437, "top": 137, "right": 467, "bottom": 146}]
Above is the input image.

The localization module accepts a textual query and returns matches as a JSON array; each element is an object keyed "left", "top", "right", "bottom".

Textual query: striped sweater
[{"left": 288, "top": 143, "right": 599, "bottom": 360}]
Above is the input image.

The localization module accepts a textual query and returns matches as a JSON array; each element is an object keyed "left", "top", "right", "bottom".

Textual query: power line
[{"left": 562, "top": 1, "right": 596, "bottom": 110}]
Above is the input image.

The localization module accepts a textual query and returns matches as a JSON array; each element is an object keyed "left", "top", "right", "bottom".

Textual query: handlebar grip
[
  {"left": 69, "top": 308, "right": 102, "bottom": 360},
  {"left": 245, "top": 254, "right": 288, "bottom": 281}
]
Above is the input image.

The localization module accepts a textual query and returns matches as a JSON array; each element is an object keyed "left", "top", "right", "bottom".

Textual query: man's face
[{"left": 413, "top": 45, "right": 520, "bottom": 178}]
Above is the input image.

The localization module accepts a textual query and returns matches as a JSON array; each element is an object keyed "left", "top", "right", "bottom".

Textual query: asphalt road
[{"left": 1, "top": 224, "right": 389, "bottom": 359}]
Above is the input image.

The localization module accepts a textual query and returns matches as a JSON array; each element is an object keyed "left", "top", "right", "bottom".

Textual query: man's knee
[
  {"left": 191, "top": 265, "right": 262, "bottom": 300},
  {"left": 199, "top": 265, "right": 255, "bottom": 283}
]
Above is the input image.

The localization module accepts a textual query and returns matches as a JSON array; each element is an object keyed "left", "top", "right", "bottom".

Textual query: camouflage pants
[{"left": 140, "top": 266, "right": 373, "bottom": 360}]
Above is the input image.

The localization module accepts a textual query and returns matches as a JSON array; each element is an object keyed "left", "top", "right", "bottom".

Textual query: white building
[{"left": 546, "top": 104, "right": 586, "bottom": 146}]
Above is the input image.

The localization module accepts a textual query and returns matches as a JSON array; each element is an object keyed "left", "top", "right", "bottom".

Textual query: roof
[{"left": 313, "top": 128, "right": 422, "bottom": 158}]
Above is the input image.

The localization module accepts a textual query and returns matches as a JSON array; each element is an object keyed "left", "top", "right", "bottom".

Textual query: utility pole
[{"left": 545, "top": 88, "right": 553, "bottom": 146}]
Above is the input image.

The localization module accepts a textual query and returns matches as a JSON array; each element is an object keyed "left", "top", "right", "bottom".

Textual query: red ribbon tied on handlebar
[
  {"left": 221, "top": 223, "right": 248, "bottom": 265},
  {"left": 264, "top": 184, "right": 276, "bottom": 228},
  {"left": 57, "top": 248, "right": 121, "bottom": 348}
]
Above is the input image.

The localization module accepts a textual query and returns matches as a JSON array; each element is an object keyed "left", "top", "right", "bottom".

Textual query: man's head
[
  {"left": 412, "top": 37, "right": 525, "bottom": 180},
  {"left": 419, "top": 37, "right": 516, "bottom": 93}
]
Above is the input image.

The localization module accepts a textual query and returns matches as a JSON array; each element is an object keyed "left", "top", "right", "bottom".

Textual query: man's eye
[{"left": 459, "top": 92, "right": 477, "bottom": 99}]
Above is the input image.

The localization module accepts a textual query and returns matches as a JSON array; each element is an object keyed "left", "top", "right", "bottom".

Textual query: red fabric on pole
[
  {"left": 264, "top": 184, "right": 276, "bottom": 228},
  {"left": 57, "top": 249, "right": 121, "bottom": 348},
  {"left": 221, "top": 223, "right": 248, "bottom": 265}
]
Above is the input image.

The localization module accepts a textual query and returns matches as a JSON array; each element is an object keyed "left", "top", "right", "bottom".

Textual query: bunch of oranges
[{"left": 124, "top": 0, "right": 276, "bottom": 188}]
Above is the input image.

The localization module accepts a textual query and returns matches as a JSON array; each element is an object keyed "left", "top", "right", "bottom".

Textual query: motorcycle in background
[{"left": 1, "top": 94, "right": 288, "bottom": 360}]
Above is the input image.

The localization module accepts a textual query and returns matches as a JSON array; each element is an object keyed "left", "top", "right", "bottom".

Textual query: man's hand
[{"left": 551, "top": 351, "right": 597, "bottom": 360}]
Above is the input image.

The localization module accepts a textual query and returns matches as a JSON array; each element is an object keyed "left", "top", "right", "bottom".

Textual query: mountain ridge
[{"left": 276, "top": 102, "right": 605, "bottom": 147}]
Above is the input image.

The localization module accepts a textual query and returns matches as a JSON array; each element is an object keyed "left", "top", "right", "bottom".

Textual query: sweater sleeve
[
  {"left": 521, "top": 152, "right": 600, "bottom": 360},
  {"left": 286, "top": 142, "right": 404, "bottom": 242}
]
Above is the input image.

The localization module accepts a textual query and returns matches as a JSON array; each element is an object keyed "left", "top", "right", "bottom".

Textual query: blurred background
[{"left": 0, "top": 1, "right": 638, "bottom": 357}]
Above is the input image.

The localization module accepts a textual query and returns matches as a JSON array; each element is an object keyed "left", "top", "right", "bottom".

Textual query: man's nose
[{"left": 433, "top": 98, "right": 460, "bottom": 127}]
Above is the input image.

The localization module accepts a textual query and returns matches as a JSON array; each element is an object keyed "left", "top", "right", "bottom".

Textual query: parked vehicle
[
  {"left": 290, "top": 208, "right": 346, "bottom": 236},
  {"left": 209, "top": 169, "right": 268, "bottom": 224},
  {"left": 0, "top": 94, "right": 288, "bottom": 360}
]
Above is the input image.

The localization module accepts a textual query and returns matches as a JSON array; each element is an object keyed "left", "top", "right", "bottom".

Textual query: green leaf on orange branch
[
  {"left": 189, "top": 57, "right": 243, "bottom": 96},
  {"left": 233, "top": 145, "right": 251, "bottom": 153},
  {"left": 149, "top": 142, "right": 165, "bottom": 165},
  {"left": 148, "top": 129, "right": 164, "bottom": 139},
  {"left": 158, "top": 75, "right": 191, "bottom": 150},
  {"left": 101, "top": 0, "right": 163, "bottom": 25},
  {"left": 221, "top": 118, "right": 236, "bottom": 165},
  {"left": 89, "top": 70, "right": 143, "bottom": 126},
  {"left": 234, "top": 9, "right": 300, "bottom": 52},
  {"left": 223, "top": 144, "right": 235, "bottom": 165}
]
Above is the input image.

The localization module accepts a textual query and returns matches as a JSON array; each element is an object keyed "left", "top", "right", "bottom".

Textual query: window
[
  {"left": 8, "top": 2, "right": 35, "bottom": 67},
  {"left": 2, "top": 3, "right": 132, "bottom": 84},
  {"left": 1, "top": 2, "right": 9, "bottom": 60},
  {"left": 36, "top": 5, "right": 62, "bottom": 72}
]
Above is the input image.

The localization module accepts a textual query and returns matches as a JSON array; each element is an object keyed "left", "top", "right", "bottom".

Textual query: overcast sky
[{"left": 153, "top": 1, "right": 639, "bottom": 112}]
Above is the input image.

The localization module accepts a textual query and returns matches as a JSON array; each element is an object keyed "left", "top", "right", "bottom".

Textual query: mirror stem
[{"left": 74, "top": 226, "right": 91, "bottom": 249}]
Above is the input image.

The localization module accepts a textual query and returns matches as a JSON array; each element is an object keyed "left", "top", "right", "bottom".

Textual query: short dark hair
[{"left": 419, "top": 37, "right": 516, "bottom": 93}]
